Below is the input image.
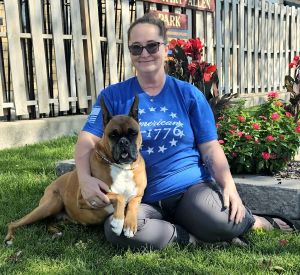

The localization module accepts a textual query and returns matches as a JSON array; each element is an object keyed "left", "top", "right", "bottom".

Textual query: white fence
[{"left": 0, "top": 0, "right": 299, "bottom": 120}]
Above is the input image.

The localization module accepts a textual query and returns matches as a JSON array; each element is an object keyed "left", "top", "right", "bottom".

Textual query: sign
[
  {"left": 150, "top": 10, "right": 189, "bottom": 40},
  {"left": 187, "top": 0, "right": 215, "bottom": 12},
  {"left": 144, "top": 0, "right": 188, "bottom": 7},
  {"left": 150, "top": 10, "right": 187, "bottom": 30}
]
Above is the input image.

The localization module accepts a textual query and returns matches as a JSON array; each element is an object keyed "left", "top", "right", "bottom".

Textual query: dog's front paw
[
  {"left": 110, "top": 217, "right": 124, "bottom": 236},
  {"left": 123, "top": 227, "right": 135, "bottom": 238},
  {"left": 123, "top": 217, "right": 137, "bottom": 238}
]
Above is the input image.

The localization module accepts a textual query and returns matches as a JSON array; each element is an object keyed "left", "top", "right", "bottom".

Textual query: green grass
[{"left": 0, "top": 136, "right": 300, "bottom": 274}]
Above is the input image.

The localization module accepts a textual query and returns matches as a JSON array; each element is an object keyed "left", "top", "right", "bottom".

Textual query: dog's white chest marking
[{"left": 110, "top": 165, "right": 137, "bottom": 202}]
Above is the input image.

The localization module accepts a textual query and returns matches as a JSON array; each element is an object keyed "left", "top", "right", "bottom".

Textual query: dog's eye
[
  {"left": 128, "top": 128, "right": 138, "bottom": 136},
  {"left": 109, "top": 130, "right": 119, "bottom": 138}
]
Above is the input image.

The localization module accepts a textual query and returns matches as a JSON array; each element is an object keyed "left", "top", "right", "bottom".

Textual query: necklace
[{"left": 95, "top": 150, "right": 138, "bottom": 171}]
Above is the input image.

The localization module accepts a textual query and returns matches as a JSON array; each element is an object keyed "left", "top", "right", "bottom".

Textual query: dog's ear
[
  {"left": 128, "top": 95, "right": 139, "bottom": 122},
  {"left": 100, "top": 96, "right": 112, "bottom": 128}
]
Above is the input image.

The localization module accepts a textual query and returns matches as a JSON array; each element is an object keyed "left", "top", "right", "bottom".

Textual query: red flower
[
  {"left": 188, "top": 62, "right": 198, "bottom": 76},
  {"left": 230, "top": 124, "right": 237, "bottom": 129},
  {"left": 203, "top": 64, "right": 217, "bottom": 82},
  {"left": 169, "top": 39, "right": 178, "bottom": 49},
  {"left": 267, "top": 91, "right": 279, "bottom": 98},
  {"left": 190, "top": 38, "right": 204, "bottom": 51},
  {"left": 216, "top": 123, "right": 220, "bottom": 129},
  {"left": 183, "top": 38, "right": 204, "bottom": 61},
  {"left": 183, "top": 40, "right": 193, "bottom": 56},
  {"left": 266, "top": 135, "right": 275, "bottom": 141},
  {"left": 177, "top": 39, "right": 186, "bottom": 46},
  {"left": 245, "top": 134, "right": 252, "bottom": 140},
  {"left": 255, "top": 139, "right": 260, "bottom": 144},
  {"left": 262, "top": 152, "right": 270, "bottom": 160},
  {"left": 285, "top": 112, "right": 293, "bottom": 118},
  {"left": 288, "top": 56, "right": 300, "bottom": 68},
  {"left": 252, "top": 123, "right": 260, "bottom": 130},
  {"left": 275, "top": 101, "right": 283, "bottom": 107},
  {"left": 232, "top": 152, "right": 237, "bottom": 158},
  {"left": 271, "top": 113, "right": 280, "bottom": 120},
  {"left": 229, "top": 130, "right": 235, "bottom": 135},
  {"left": 218, "top": 139, "right": 225, "bottom": 144},
  {"left": 237, "top": 131, "right": 244, "bottom": 137},
  {"left": 238, "top": 115, "right": 246, "bottom": 122},
  {"left": 295, "top": 126, "right": 300, "bottom": 133}
]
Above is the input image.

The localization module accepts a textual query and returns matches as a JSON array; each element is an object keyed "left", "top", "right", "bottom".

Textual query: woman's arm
[{"left": 75, "top": 131, "right": 110, "bottom": 208}]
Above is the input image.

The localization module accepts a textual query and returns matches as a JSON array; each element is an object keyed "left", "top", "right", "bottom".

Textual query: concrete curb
[{"left": 0, "top": 115, "right": 88, "bottom": 150}]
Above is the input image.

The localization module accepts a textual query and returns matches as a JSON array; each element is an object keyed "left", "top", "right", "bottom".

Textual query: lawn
[{"left": 0, "top": 136, "right": 299, "bottom": 274}]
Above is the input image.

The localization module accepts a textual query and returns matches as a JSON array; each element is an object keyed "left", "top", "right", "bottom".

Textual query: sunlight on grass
[{"left": 0, "top": 135, "right": 300, "bottom": 274}]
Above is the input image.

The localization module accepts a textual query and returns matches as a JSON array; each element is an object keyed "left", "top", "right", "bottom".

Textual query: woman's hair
[{"left": 127, "top": 13, "right": 167, "bottom": 43}]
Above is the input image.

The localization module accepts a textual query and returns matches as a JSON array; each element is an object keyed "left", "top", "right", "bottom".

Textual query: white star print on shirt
[
  {"left": 146, "top": 147, "right": 154, "bottom": 154},
  {"left": 158, "top": 145, "right": 167, "bottom": 153},
  {"left": 160, "top": 106, "right": 168, "bottom": 112},
  {"left": 169, "top": 138, "right": 178, "bottom": 146},
  {"left": 178, "top": 130, "right": 185, "bottom": 138},
  {"left": 139, "top": 109, "right": 145, "bottom": 115},
  {"left": 177, "top": 121, "right": 183, "bottom": 127},
  {"left": 149, "top": 107, "right": 156, "bottom": 112},
  {"left": 170, "top": 112, "right": 177, "bottom": 118}
]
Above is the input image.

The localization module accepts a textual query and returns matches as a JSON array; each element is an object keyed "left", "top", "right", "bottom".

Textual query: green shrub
[{"left": 217, "top": 91, "right": 300, "bottom": 175}]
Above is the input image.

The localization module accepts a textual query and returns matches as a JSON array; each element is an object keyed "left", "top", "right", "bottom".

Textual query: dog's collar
[{"left": 95, "top": 150, "right": 138, "bottom": 171}]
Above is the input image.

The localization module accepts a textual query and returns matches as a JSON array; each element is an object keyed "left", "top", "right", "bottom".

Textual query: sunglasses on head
[{"left": 128, "top": 41, "right": 166, "bottom": 56}]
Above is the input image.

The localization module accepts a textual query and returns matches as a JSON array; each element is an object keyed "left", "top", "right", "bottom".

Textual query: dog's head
[{"left": 100, "top": 95, "right": 141, "bottom": 164}]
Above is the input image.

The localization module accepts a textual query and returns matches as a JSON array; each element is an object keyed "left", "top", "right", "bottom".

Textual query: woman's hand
[
  {"left": 223, "top": 185, "right": 245, "bottom": 224},
  {"left": 79, "top": 175, "right": 110, "bottom": 208}
]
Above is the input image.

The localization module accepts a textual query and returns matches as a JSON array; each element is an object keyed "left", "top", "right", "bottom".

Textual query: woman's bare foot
[{"left": 252, "top": 215, "right": 294, "bottom": 232}]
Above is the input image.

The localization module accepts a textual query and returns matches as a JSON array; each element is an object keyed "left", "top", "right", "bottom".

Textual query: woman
[{"left": 75, "top": 14, "right": 293, "bottom": 249}]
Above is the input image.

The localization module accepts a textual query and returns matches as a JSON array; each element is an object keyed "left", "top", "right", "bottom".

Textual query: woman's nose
[{"left": 140, "top": 47, "right": 150, "bottom": 56}]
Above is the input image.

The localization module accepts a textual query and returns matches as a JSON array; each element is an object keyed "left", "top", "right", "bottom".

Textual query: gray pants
[{"left": 104, "top": 182, "right": 255, "bottom": 250}]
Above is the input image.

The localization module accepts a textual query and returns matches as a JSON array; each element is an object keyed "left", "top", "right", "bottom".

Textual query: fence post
[
  {"left": 28, "top": 0, "right": 50, "bottom": 115},
  {"left": 4, "top": 0, "right": 28, "bottom": 116}
]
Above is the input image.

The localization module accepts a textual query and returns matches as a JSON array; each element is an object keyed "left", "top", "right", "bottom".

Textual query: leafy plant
[
  {"left": 284, "top": 55, "right": 300, "bottom": 122},
  {"left": 217, "top": 91, "right": 300, "bottom": 175},
  {"left": 166, "top": 38, "right": 219, "bottom": 101}
]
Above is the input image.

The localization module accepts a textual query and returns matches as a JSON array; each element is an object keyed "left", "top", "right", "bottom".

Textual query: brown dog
[{"left": 5, "top": 95, "right": 147, "bottom": 244}]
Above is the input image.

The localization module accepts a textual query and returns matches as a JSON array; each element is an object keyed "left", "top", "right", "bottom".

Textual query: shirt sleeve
[
  {"left": 187, "top": 85, "right": 218, "bottom": 144},
  {"left": 82, "top": 96, "right": 103, "bottom": 137},
  {"left": 81, "top": 88, "right": 113, "bottom": 137}
]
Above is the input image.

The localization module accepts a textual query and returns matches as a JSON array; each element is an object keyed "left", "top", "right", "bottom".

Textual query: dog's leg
[
  {"left": 106, "top": 193, "right": 126, "bottom": 236},
  {"left": 5, "top": 188, "right": 64, "bottom": 244},
  {"left": 123, "top": 196, "right": 143, "bottom": 238}
]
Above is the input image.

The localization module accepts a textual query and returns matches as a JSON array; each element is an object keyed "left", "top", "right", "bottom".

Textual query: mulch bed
[{"left": 274, "top": 161, "right": 300, "bottom": 180}]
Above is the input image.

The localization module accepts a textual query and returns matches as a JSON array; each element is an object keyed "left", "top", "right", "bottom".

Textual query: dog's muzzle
[{"left": 113, "top": 137, "right": 137, "bottom": 164}]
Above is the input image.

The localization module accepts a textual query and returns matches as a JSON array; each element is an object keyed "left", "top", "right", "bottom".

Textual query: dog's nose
[{"left": 119, "top": 137, "right": 130, "bottom": 147}]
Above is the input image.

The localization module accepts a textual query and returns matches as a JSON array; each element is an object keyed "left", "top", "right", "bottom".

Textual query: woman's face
[{"left": 128, "top": 23, "right": 168, "bottom": 76}]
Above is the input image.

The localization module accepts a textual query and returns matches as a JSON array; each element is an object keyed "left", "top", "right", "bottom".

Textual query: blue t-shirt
[{"left": 83, "top": 75, "right": 218, "bottom": 203}]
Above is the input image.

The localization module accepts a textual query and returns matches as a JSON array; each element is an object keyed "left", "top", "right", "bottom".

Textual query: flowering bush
[
  {"left": 285, "top": 55, "right": 300, "bottom": 121},
  {"left": 217, "top": 91, "right": 300, "bottom": 175},
  {"left": 166, "top": 38, "right": 219, "bottom": 101}
]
